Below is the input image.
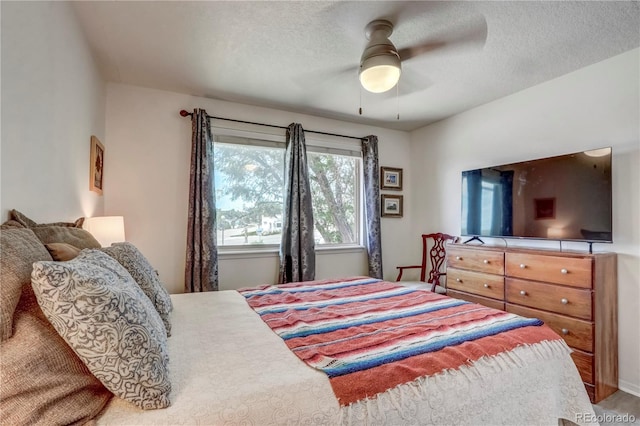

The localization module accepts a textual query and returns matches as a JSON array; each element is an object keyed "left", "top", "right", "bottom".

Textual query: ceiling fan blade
[
  {"left": 398, "top": 14, "right": 488, "bottom": 62},
  {"left": 398, "top": 42, "right": 447, "bottom": 62},
  {"left": 291, "top": 64, "right": 357, "bottom": 92},
  {"left": 378, "top": 1, "right": 465, "bottom": 31},
  {"left": 381, "top": 68, "right": 432, "bottom": 99}
]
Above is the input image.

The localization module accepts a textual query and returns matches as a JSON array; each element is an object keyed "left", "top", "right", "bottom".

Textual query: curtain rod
[{"left": 179, "top": 110, "right": 366, "bottom": 142}]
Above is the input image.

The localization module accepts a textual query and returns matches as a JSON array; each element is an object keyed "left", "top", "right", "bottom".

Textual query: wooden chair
[{"left": 396, "top": 233, "right": 458, "bottom": 293}]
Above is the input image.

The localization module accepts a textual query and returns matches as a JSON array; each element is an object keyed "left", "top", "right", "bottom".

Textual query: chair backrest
[{"left": 420, "top": 233, "right": 458, "bottom": 283}]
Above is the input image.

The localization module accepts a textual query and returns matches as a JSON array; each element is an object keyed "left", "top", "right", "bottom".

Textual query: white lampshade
[
  {"left": 359, "top": 56, "right": 401, "bottom": 93},
  {"left": 83, "top": 216, "right": 125, "bottom": 247},
  {"left": 583, "top": 147, "right": 611, "bottom": 157}
]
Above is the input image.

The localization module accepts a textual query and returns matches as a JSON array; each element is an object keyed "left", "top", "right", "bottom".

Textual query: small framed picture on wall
[
  {"left": 380, "top": 166, "right": 403, "bottom": 190},
  {"left": 381, "top": 194, "right": 403, "bottom": 218},
  {"left": 90, "top": 135, "right": 104, "bottom": 195}
]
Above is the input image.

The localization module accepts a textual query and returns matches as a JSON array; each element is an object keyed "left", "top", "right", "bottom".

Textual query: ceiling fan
[
  {"left": 359, "top": 20, "right": 402, "bottom": 93},
  {"left": 358, "top": 15, "right": 488, "bottom": 95}
]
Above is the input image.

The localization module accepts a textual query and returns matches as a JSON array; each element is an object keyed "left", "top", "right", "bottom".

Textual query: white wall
[
  {"left": 410, "top": 48, "right": 640, "bottom": 396},
  {"left": 0, "top": 1, "right": 106, "bottom": 221},
  {"left": 104, "top": 83, "right": 413, "bottom": 293}
]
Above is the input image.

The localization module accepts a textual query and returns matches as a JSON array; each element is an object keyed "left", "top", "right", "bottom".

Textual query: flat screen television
[{"left": 461, "top": 147, "right": 612, "bottom": 243}]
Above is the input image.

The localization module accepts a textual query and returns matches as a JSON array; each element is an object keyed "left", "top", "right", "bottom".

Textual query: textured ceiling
[{"left": 73, "top": 1, "right": 640, "bottom": 131}]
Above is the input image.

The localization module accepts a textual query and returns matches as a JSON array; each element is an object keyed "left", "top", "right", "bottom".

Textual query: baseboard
[{"left": 618, "top": 380, "right": 640, "bottom": 398}]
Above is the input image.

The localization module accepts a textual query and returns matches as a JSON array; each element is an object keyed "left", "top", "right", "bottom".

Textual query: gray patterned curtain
[
  {"left": 362, "top": 135, "right": 383, "bottom": 279},
  {"left": 185, "top": 109, "right": 218, "bottom": 292},
  {"left": 279, "top": 123, "right": 315, "bottom": 283}
]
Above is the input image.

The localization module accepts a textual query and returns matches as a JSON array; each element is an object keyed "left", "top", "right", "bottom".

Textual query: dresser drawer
[
  {"left": 447, "top": 289, "right": 505, "bottom": 311},
  {"left": 584, "top": 384, "right": 596, "bottom": 403},
  {"left": 506, "top": 304, "right": 593, "bottom": 352},
  {"left": 505, "top": 253, "right": 592, "bottom": 288},
  {"left": 447, "top": 268, "right": 504, "bottom": 300},
  {"left": 571, "top": 349, "right": 594, "bottom": 385},
  {"left": 505, "top": 278, "right": 592, "bottom": 320},
  {"left": 448, "top": 247, "right": 504, "bottom": 275}
]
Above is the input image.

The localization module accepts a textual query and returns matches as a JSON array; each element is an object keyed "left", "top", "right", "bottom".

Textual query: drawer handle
[
  {"left": 561, "top": 328, "right": 569, "bottom": 335},
  {"left": 561, "top": 268, "right": 568, "bottom": 274},
  {"left": 520, "top": 290, "right": 527, "bottom": 296},
  {"left": 483, "top": 259, "right": 489, "bottom": 264},
  {"left": 519, "top": 264, "right": 526, "bottom": 269},
  {"left": 483, "top": 283, "right": 489, "bottom": 288},
  {"left": 456, "top": 256, "right": 462, "bottom": 260},
  {"left": 561, "top": 298, "right": 568, "bottom": 305},
  {"left": 456, "top": 278, "right": 461, "bottom": 283}
]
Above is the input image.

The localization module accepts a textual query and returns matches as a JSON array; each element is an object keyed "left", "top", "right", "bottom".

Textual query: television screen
[{"left": 461, "top": 148, "right": 612, "bottom": 242}]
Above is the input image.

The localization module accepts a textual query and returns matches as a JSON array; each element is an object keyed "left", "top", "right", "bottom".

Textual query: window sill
[
  {"left": 316, "top": 244, "right": 366, "bottom": 254},
  {"left": 219, "top": 244, "right": 365, "bottom": 260}
]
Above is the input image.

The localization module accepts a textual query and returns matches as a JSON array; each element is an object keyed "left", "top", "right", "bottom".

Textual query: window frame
[{"left": 212, "top": 127, "right": 364, "bottom": 253}]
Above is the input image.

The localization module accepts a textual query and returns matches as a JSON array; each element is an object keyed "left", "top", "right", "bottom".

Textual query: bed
[
  {"left": 0, "top": 217, "right": 597, "bottom": 425},
  {"left": 97, "top": 277, "right": 597, "bottom": 425}
]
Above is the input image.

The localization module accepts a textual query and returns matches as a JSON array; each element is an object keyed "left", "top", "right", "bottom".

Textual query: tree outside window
[{"left": 213, "top": 139, "right": 360, "bottom": 247}]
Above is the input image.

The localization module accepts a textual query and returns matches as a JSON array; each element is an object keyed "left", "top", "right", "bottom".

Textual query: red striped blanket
[{"left": 239, "top": 276, "right": 562, "bottom": 406}]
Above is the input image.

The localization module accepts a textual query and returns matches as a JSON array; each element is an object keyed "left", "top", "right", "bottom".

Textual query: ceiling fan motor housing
[{"left": 359, "top": 20, "right": 402, "bottom": 93}]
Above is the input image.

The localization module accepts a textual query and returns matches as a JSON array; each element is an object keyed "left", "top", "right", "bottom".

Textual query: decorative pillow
[
  {"left": 10, "top": 209, "right": 84, "bottom": 228},
  {"left": 0, "top": 219, "right": 25, "bottom": 229},
  {"left": 0, "top": 228, "right": 52, "bottom": 341},
  {"left": 0, "top": 285, "right": 112, "bottom": 424},
  {"left": 31, "top": 250, "right": 171, "bottom": 410},
  {"left": 45, "top": 242, "right": 82, "bottom": 261},
  {"left": 31, "top": 226, "right": 101, "bottom": 249},
  {"left": 102, "top": 242, "right": 173, "bottom": 336}
]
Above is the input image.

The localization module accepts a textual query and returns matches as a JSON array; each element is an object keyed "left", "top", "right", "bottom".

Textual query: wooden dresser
[{"left": 445, "top": 243, "right": 617, "bottom": 403}]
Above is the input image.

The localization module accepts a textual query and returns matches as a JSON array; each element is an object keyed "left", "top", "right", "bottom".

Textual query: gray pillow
[
  {"left": 102, "top": 242, "right": 173, "bottom": 336},
  {"left": 31, "top": 250, "right": 171, "bottom": 410}
]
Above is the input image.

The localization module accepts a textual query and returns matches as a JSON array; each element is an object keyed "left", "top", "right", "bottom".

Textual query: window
[
  {"left": 213, "top": 134, "right": 361, "bottom": 248},
  {"left": 307, "top": 151, "right": 359, "bottom": 245}
]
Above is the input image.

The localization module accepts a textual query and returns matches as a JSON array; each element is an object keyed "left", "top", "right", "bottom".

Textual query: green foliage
[
  {"left": 214, "top": 143, "right": 283, "bottom": 206},
  {"left": 308, "top": 153, "right": 356, "bottom": 244},
  {"left": 214, "top": 141, "right": 357, "bottom": 244}
]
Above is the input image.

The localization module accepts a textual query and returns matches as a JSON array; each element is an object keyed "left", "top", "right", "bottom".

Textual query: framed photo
[
  {"left": 90, "top": 135, "right": 104, "bottom": 195},
  {"left": 381, "top": 194, "right": 403, "bottom": 218},
  {"left": 380, "top": 166, "right": 403, "bottom": 191},
  {"left": 534, "top": 197, "right": 555, "bottom": 220}
]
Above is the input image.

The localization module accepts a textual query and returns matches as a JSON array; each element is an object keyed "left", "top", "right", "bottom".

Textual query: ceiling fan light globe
[{"left": 360, "top": 65, "right": 401, "bottom": 93}]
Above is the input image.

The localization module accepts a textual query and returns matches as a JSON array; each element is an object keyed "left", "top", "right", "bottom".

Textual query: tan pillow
[
  {"left": 0, "top": 285, "right": 112, "bottom": 424},
  {"left": 10, "top": 209, "right": 84, "bottom": 228},
  {"left": 31, "top": 226, "right": 101, "bottom": 249},
  {"left": 45, "top": 242, "right": 81, "bottom": 261},
  {"left": 0, "top": 219, "right": 25, "bottom": 229},
  {"left": 0, "top": 228, "right": 52, "bottom": 341}
]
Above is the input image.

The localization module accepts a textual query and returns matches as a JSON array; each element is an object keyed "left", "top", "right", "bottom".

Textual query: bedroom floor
[{"left": 594, "top": 390, "right": 640, "bottom": 425}]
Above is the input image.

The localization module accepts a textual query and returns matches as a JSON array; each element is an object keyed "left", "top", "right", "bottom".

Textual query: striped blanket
[{"left": 239, "top": 276, "right": 562, "bottom": 406}]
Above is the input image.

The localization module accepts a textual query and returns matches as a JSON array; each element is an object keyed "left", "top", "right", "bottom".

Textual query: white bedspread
[{"left": 96, "top": 291, "right": 597, "bottom": 425}]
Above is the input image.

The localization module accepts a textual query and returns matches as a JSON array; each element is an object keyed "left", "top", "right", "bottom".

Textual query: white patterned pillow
[
  {"left": 31, "top": 250, "right": 171, "bottom": 410},
  {"left": 101, "top": 242, "right": 173, "bottom": 336}
]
